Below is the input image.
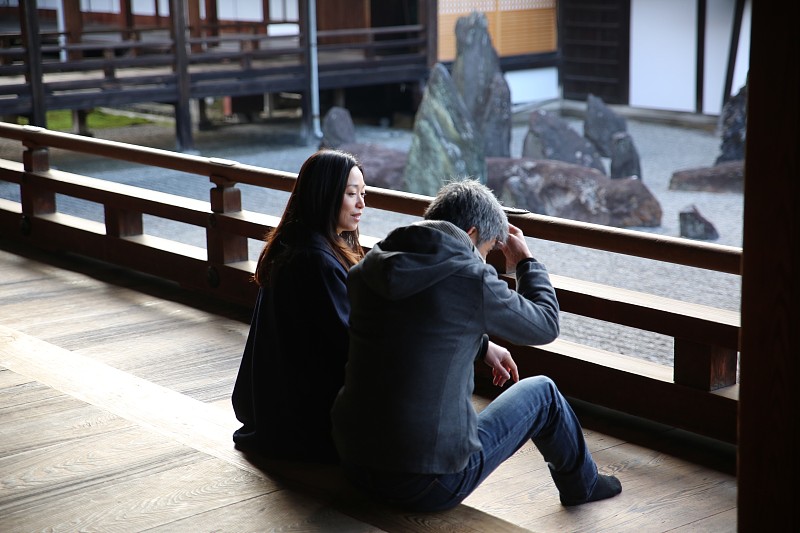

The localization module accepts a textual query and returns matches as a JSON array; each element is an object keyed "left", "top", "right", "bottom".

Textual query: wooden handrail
[
  {"left": 0, "top": 122, "right": 743, "bottom": 442},
  {"left": 0, "top": 124, "right": 743, "bottom": 274}
]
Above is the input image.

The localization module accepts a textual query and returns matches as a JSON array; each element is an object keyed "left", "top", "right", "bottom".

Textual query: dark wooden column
[
  {"left": 298, "top": 0, "right": 312, "bottom": 140},
  {"left": 737, "top": 2, "right": 799, "bottom": 530},
  {"left": 420, "top": 0, "right": 438, "bottom": 67},
  {"left": 119, "top": 0, "right": 135, "bottom": 41},
  {"left": 170, "top": 0, "right": 194, "bottom": 152},
  {"left": 187, "top": 0, "right": 202, "bottom": 53},
  {"left": 205, "top": 0, "right": 219, "bottom": 41},
  {"left": 63, "top": 0, "right": 83, "bottom": 60},
  {"left": 19, "top": 0, "right": 46, "bottom": 127}
]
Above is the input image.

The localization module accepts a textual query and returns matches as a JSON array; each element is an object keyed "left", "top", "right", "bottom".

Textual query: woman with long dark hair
[{"left": 232, "top": 149, "right": 366, "bottom": 462}]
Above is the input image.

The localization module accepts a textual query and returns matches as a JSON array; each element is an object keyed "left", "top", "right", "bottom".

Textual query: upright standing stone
[
  {"left": 584, "top": 94, "right": 627, "bottom": 157},
  {"left": 609, "top": 131, "right": 642, "bottom": 179},
  {"left": 715, "top": 83, "right": 747, "bottom": 164},
  {"left": 403, "top": 63, "right": 486, "bottom": 196},
  {"left": 451, "top": 12, "right": 511, "bottom": 157},
  {"left": 479, "top": 72, "right": 512, "bottom": 157}
]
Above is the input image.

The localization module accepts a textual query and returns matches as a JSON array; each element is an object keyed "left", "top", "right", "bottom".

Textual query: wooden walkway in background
[{"left": 0, "top": 242, "right": 737, "bottom": 532}]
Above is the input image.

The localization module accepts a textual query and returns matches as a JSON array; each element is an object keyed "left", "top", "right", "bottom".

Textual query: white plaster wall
[
  {"left": 732, "top": 0, "right": 751, "bottom": 94},
  {"left": 703, "top": 0, "right": 735, "bottom": 114},
  {"left": 630, "top": 0, "right": 697, "bottom": 112},
  {"left": 505, "top": 67, "right": 560, "bottom": 105},
  {"left": 703, "top": 0, "right": 752, "bottom": 114},
  {"left": 81, "top": 0, "right": 116, "bottom": 12},
  {"left": 629, "top": 0, "right": 750, "bottom": 114}
]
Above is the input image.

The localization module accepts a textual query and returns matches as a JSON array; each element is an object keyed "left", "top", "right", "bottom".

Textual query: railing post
[
  {"left": 673, "top": 339, "right": 738, "bottom": 390},
  {"left": 104, "top": 207, "right": 143, "bottom": 238},
  {"left": 20, "top": 139, "right": 54, "bottom": 229},
  {"left": 207, "top": 174, "right": 248, "bottom": 266}
]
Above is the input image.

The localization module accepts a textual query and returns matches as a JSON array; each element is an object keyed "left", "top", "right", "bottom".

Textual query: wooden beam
[
  {"left": 420, "top": 0, "right": 438, "bottom": 67},
  {"left": 170, "top": 0, "right": 195, "bottom": 152},
  {"left": 694, "top": 0, "right": 705, "bottom": 113},
  {"left": 737, "top": 1, "right": 799, "bottom": 529},
  {"left": 187, "top": 0, "right": 202, "bottom": 53},
  {"left": 119, "top": 0, "right": 135, "bottom": 41},
  {"left": 19, "top": 0, "right": 46, "bottom": 127},
  {"left": 63, "top": 0, "right": 83, "bottom": 61}
]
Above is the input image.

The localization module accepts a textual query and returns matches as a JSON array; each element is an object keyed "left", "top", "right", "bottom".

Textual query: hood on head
[{"left": 357, "top": 222, "right": 479, "bottom": 300}]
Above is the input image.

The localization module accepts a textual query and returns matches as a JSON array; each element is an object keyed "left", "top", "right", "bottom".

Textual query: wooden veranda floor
[{"left": 0, "top": 242, "right": 737, "bottom": 532}]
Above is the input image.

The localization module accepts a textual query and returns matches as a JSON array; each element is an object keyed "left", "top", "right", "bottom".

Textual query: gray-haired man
[{"left": 331, "top": 179, "right": 622, "bottom": 510}]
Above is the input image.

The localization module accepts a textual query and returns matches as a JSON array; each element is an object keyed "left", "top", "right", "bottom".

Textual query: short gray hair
[{"left": 423, "top": 179, "right": 508, "bottom": 246}]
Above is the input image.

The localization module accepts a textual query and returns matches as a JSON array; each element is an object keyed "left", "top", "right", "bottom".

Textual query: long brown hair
[{"left": 254, "top": 150, "right": 365, "bottom": 286}]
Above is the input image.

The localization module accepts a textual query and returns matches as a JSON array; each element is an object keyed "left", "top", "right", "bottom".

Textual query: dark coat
[
  {"left": 331, "top": 221, "right": 560, "bottom": 473},
  {"left": 232, "top": 231, "right": 350, "bottom": 462}
]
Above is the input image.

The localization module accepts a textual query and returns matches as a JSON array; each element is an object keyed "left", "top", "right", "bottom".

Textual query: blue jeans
[{"left": 342, "top": 376, "right": 599, "bottom": 511}]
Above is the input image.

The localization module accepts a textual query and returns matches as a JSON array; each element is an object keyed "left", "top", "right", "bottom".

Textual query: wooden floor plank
[
  {"left": 0, "top": 423, "right": 198, "bottom": 517},
  {"left": 0, "top": 330, "right": 531, "bottom": 533},
  {"left": 0, "top": 245, "right": 737, "bottom": 532},
  {"left": 0, "top": 325, "right": 259, "bottom": 478},
  {"left": 0, "top": 391, "right": 130, "bottom": 457},
  {"left": 2, "top": 454, "right": 280, "bottom": 533},
  {"left": 672, "top": 508, "right": 737, "bottom": 532},
  {"left": 148, "top": 490, "right": 387, "bottom": 533}
]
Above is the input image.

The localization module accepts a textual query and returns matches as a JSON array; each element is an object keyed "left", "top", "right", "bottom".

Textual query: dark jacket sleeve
[{"left": 480, "top": 258, "right": 560, "bottom": 346}]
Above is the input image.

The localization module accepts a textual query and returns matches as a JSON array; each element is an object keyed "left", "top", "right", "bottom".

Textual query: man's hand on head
[{"left": 497, "top": 224, "right": 534, "bottom": 271}]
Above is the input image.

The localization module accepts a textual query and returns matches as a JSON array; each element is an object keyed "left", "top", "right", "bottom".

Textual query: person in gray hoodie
[{"left": 331, "top": 179, "right": 621, "bottom": 510}]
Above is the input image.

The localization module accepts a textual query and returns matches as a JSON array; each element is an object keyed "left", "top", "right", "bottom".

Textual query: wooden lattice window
[{"left": 438, "top": 0, "right": 557, "bottom": 62}]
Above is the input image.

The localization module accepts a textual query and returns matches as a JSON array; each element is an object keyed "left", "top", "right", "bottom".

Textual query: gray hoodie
[{"left": 331, "top": 221, "right": 559, "bottom": 474}]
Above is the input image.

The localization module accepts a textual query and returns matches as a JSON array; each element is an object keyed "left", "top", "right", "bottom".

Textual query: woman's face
[{"left": 336, "top": 166, "right": 366, "bottom": 234}]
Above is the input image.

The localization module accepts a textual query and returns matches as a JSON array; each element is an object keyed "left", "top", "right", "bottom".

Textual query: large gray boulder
[
  {"left": 319, "top": 106, "right": 356, "bottom": 149},
  {"left": 522, "top": 110, "right": 607, "bottom": 175},
  {"left": 451, "top": 12, "right": 511, "bottom": 157},
  {"left": 584, "top": 94, "right": 627, "bottom": 157},
  {"left": 669, "top": 160, "right": 744, "bottom": 193},
  {"left": 338, "top": 142, "right": 407, "bottom": 191},
  {"left": 488, "top": 158, "right": 661, "bottom": 228},
  {"left": 403, "top": 63, "right": 486, "bottom": 196}
]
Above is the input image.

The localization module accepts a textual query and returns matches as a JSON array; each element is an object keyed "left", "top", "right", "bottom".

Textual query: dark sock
[{"left": 561, "top": 474, "right": 622, "bottom": 506}]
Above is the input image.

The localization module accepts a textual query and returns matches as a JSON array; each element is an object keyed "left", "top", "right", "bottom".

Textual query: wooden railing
[
  {"left": 0, "top": 122, "right": 741, "bottom": 444},
  {"left": 0, "top": 24, "right": 429, "bottom": 117}
]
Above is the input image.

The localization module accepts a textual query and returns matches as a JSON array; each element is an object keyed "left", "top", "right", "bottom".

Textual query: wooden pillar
[
  {"left": 673, "top": 339, "right": 737, "bottom": 391},
  {"left": 205, "top": 0, "right": 219, "bottom": 42},
  {"left": 119, "top": 0, "right": 135, "bottom": 41},
  {"left": 694, "top": 0, "right": 705, "bottom": 114},
  {"left": 299, "top": 0, "right": 313, "bottom": 141},
  {"left": 420, "top": 0, "right": 438, "bottom": 68},
  {"left": 71, "top": 109, "right": 92, "bottom": 136},
  {"left": 187, "top": 0, "right": 202, "bottom": 53},
  {"left": 170, "top": 0, "right": 194, "bottom": 152},
  {"left": 207, "top": 175, "right": 248, "bottom": 267},
  {"left": 105, "top": 207, "right": 144, "bottom": 238},
  {"left": 63, "top": 0, "right": 83, "bottom": 60},
  {"left": 19, "top": 0, "right": 46, "bottom": 128},
  {"left": 737, "top": 2, "right": 799, "bottom": 530},
  {"left": 21, "top": 138, "right": 55, "bottom": 228}
]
